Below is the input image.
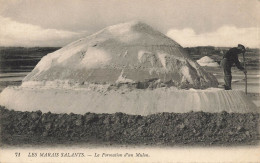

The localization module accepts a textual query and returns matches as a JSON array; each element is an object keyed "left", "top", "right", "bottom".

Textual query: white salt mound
[
  {"left": 23, "top": 21, "right": 218, "bottom": 89},
  {"left": 197, "top": 56, "right": 219, "bottom": 67}
]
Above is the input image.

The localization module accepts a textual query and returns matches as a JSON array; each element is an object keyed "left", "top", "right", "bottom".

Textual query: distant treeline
[
  {"left": 0, "top": 47, "right": 60, "bottom": 58},
  {"left": 184, "top": 46, "right": 259, "bottom": 57},
  {"left": 0, "top": 47, "right": 60, "bottom": 73}
]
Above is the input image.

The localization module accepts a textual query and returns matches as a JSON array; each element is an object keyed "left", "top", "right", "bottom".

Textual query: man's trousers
[{"left": 221, "top": 58, "right": 232, "bottom": 90}]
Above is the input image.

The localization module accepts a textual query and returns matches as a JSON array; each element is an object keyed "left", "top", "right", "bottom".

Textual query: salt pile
[
  {"left": 0, "top": 21, "right": 257, "bottom": 114},
  {"left": 197, "top": 56, "right": 219, "bottom": 67},
  {"left": 23, "top": 21, "right": 217, "bottom": 89}
]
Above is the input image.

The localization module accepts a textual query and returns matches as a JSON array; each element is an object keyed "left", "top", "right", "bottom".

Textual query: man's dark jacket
[{"left": 223, "top": 47, "right": 244, "bottom": 70}]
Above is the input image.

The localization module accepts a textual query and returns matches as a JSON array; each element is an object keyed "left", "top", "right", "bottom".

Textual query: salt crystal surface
[
  {"left": 22, "top": 21, "right": 218, "bottom": 89},
  {"left": 0, "top": 86, "right": 257, "bottom": 114}
]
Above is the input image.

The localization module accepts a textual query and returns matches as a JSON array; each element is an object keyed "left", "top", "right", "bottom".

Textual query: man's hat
[{"left": 238, "top": 44, "right": 245, "bottom": 50}]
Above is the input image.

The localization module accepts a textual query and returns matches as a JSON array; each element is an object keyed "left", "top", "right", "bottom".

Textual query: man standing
[{"left": 221, "top": 44, "right": 247, "bottom": 90}]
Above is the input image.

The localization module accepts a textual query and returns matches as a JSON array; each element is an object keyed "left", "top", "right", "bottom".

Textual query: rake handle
[{"left": 242, "top": 52, "right": 247, "bottom": 94}]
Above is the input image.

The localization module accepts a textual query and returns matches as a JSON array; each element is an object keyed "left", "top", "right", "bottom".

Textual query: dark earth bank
[{"left": 0, "top": 106, "right": 259, "bottom": 146}]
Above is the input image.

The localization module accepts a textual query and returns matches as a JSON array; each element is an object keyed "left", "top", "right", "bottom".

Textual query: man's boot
[{"left": 224, "top": 75, "right": 232, "bottom": 90}]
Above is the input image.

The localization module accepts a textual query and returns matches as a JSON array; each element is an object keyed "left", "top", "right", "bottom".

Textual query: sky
[{"left": 0, "top": 0, "right": 259, "bottom": 48}]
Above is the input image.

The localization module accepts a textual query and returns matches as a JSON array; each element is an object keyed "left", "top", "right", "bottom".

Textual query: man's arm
[{"left": 234, "top": 54, "right": 244, "bottom": 70}]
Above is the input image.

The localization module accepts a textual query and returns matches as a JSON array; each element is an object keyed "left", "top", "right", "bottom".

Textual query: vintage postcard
[{"left": 0, "top": 0, "right": 259, "bottom": 162}]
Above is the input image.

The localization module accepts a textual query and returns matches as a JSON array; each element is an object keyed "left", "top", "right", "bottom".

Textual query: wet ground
[{"left": 205, "top": 66, "right": 260, "bottom": 108}]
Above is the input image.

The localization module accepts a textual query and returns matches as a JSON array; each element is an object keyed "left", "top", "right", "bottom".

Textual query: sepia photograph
[{"left": 0, "top": 0, "right": 259, "bottom": 162}]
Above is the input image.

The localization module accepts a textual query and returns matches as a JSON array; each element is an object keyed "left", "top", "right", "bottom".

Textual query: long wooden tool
[{"left": 242, "top": 52, "right": 247, "bottom": 94}]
